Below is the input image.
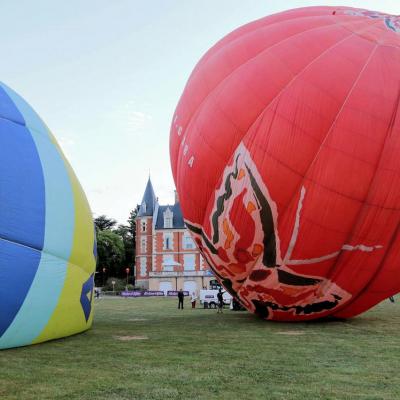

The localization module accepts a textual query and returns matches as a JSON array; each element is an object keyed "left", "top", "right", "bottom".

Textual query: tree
[
  {"left": 114, "top": 205, "right": 140, "bottom": 280},
  {"left": 96, "top": 230, "right": 124, "bottom": 278},
  {"left": 94, "top": 215, "right": 117, "bottom": 232},
  {"left": 93, "top": 208, "right": 139, "bottom": 284},
  {"left": 127, "top": 205, "right": 140, "bottom": 259},
  {"left": 114, "top": 224, "right": 134, "bottom": 267}
]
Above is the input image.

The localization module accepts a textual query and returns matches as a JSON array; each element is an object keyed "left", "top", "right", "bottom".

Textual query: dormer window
[
  {"left": 163, "top": 207, "right": 173, "bottom": 229},
  {"left": 141, "top": 201, "right": 146, "bottom": 213}
]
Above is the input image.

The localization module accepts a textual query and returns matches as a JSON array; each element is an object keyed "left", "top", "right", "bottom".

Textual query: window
[
  {"left": 141, "top": 220, "right": 146, "bottom": 232},
  {"left": 140, "top": 257, "right": 147, "bottom": 276},
  {"left": 184, "top": 254, "right": 196, "bottom": 271},
  {"left": 183, "top": 232, "right": 195, "bottom": 249},
  {"left": 162, "top": 255, "right": 174, "bottom": 272},
  {"left": 140, "top": 237, "right": 147, "bottom": 253},
  {"left": 163, "top": 207, "right": 173, "bottom": 228},
  {"left": 163, "top": 232, "right": 173, "bottom": 250}
]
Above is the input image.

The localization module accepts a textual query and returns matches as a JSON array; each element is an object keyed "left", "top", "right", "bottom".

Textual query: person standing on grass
[
  {"left": 217, "top": 288, "right": 224, "bottom": 313},
  {"left": 191, "top": 292, "right": 197, "bottom": 308},
  {"left": 178, "top": 288, "right": 184, "bottom": 309}
]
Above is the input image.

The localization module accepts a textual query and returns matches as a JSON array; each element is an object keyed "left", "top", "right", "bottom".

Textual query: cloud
[
  {"left": 109, "top": 100, "right": 153, "bottom": 137},
  {"left": 128, "top": 110, "right": 153, "bottom": 134}
]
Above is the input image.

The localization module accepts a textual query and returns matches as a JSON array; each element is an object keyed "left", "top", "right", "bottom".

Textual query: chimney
[{"left": 174, "top": 190, "right": 179, "bottom": 204}]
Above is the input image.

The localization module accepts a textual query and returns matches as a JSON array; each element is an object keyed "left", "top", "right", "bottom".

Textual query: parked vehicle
[{"left": 199, "top": 289, "right": 232, "bottom": 309}]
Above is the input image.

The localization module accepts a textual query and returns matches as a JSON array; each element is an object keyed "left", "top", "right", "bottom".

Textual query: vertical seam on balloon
[
  {"left": 295, "top": 44, "right": 381, "bottom": 293},
  {"left": 265, "top": 36, "right": 389, "bottom": 314},
  {"left": 331, "top": 66, "right": 400, "bottom": 315},
  {"left": 266, "top": 43, "right": 380, "bottom": 311},
  {"left": 198, "top": 21, "right": 383, "bottom": 294}
]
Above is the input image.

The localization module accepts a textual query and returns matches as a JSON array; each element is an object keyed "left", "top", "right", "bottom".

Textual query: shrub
[{"left": 103, "top": 277, "right": 126, "bottom": 292}]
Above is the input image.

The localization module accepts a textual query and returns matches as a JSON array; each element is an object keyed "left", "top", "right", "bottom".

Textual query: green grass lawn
[{"left": 1, "top": 297, "right": 400, "bottom": 400}]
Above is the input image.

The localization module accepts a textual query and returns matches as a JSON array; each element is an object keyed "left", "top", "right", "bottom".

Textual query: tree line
[{"left": 94, "top": 206, "right": 139, "bottom": 286}]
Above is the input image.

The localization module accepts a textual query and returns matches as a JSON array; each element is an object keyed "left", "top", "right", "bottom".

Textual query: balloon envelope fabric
[
  {"left": 170, "top": 7, "right": 400, "bottom": 321},
  {"left": 0, "top": 83, "right": 96, "bottom": 349}
]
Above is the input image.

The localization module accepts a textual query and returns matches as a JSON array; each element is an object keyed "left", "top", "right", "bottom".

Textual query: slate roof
[
  {"left": 154, "top": 203, "right": 185, "bottom": 229},
  {"left": 137, "top": 178, "right": 157, "bottom": 217}
]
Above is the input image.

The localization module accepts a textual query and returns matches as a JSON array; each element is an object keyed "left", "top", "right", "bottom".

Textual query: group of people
[{"left": 177, "top": 288, "right": 225, "bottom": 312}]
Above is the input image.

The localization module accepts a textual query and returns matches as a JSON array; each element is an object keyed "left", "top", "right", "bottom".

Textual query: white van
[{"left": 199, "top": 289, "right": 232, "bottom": 308}]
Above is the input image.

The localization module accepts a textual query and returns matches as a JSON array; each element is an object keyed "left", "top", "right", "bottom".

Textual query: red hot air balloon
[{"left": 170, "top": 7, "right": 400, "bottom": 321}]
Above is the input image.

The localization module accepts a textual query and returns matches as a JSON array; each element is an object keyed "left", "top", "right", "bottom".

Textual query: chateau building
[{"left": 135, "top": 178, "right": 213, "bottom": 294}]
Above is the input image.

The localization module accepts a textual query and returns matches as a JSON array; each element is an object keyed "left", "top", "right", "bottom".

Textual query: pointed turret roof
[{"left": 137, "top": 177, "right": 157, "bottom": 217}]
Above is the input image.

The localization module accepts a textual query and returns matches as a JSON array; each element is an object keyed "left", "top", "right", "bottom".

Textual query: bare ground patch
[{"left": 114, "top": 335, "right": 149, "bottom": 341}]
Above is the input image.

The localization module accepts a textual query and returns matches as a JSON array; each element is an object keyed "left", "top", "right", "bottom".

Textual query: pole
[
  {"left": 102, "top": 267, "right": 106, "bottom": 287},
  {"left": 125, "top": 267, "right": 130, "bottom": 290}
]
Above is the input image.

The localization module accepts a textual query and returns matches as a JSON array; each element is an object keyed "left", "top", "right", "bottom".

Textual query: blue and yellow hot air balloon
[{"left": 0, "top": 83, "right": 96, "bottom": 349}]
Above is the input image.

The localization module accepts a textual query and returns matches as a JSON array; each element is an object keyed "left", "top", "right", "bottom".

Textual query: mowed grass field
[{"left": 1, "top": 297, "right": 400, "bottom": 400}]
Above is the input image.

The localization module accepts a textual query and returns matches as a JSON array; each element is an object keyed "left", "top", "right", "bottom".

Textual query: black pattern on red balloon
[
  {"left": 183, "top": 142, "right": 383, "bottom": 320},
  {"left": 249, "top": 270, "right": 271, "bottom": 282}
]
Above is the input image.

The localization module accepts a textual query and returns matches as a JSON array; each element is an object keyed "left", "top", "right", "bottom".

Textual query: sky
[{"left": 0, "top": 0, "right": 398, "bottom": 224}]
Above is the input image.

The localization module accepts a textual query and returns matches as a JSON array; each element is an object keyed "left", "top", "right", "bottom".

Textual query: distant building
[{"left": 135, "top": 178, "right": 214, "bottom": 294}]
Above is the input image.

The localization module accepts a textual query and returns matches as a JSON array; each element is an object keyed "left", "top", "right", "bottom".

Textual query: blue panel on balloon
[
  {"left": 0, "top": 239, "right": 42, "bottom": 336},
  {"left": 0, "top": 119, "right": 45, "bottom": 251},
  {"left": 0, "top": 86, "right": 25, "bottom": 126}
]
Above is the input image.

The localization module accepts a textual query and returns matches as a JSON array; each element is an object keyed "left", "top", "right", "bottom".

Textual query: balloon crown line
[{"left": 334, "top": 8, "right": 400, "bottom": 34}]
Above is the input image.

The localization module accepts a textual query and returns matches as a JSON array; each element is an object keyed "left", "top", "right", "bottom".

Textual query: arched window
[{"left": 163, "top": 232, "right": 173, "bottom": 250}]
